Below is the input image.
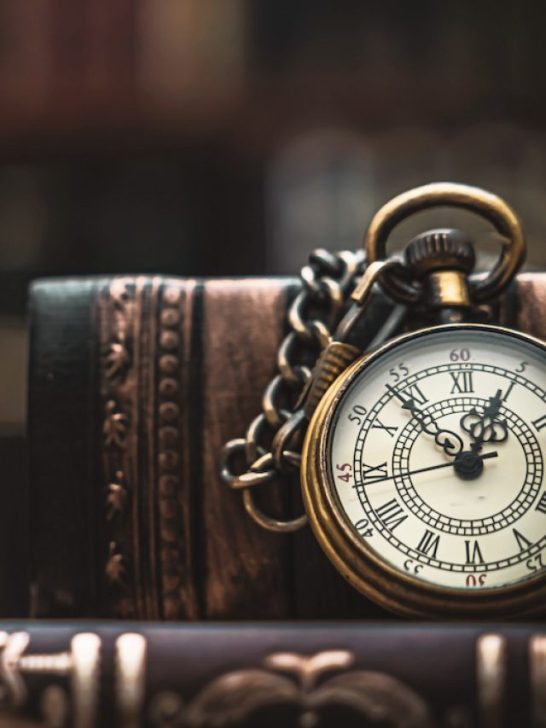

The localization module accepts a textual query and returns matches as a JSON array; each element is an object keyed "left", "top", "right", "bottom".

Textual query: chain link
[{"left": 220, "top": 248, "right": 370, "bottom": 532}]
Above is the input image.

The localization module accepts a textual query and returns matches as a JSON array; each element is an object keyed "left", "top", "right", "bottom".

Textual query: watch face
[{"left": 327, "top": 326, "right": 546, "bottom": 593}]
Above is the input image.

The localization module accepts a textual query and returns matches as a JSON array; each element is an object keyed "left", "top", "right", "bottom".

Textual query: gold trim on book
[
  {"left": 530, "top": 634, "right": 546, "bottom": 728},
  {"left": 115, "top": 633, "right": 147, "bottom": 728},
  {"left": 70, "top": 634, "right": 101, "bottom": 728},
  {"left": 476, "top": 634, "right": 507, "bottom": 728}
]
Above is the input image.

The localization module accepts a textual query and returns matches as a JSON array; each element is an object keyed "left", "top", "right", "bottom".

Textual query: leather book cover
[
  {"left": 0, "top": 621, "right": 543, "bottom": 727},
  {"left": 25, "top": 273, "right": 546, "bottom": 621}
]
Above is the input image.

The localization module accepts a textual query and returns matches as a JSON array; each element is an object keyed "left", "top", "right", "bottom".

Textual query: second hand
[{"left": 357, "top": 451, "right": 498, "bottom": 487}]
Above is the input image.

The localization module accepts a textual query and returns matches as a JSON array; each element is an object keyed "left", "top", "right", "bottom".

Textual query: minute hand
[
  {"left": 386, "top": 384, "right": 463, "bottom": 456},
  {"left": 361, "top": 451, "right": 498, "bottom": 487}
]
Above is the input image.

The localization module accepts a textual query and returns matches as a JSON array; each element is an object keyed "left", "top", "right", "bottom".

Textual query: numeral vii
[
  {"left": 450, "top": 371, "right": 474, "bottom": 394},
  {"left": 375, "top": 499, "right": 408, "bottom": 532},
  {"left": 416, "top": 530, "right": 440, "bottom": 558}
]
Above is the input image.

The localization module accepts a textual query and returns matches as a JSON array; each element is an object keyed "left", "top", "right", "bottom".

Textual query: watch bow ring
[{"left": 365, "top": 181, "right": 525, "bottom": 303}]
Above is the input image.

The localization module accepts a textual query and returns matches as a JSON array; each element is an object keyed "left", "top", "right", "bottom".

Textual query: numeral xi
[{"left": 401, "top": 383, "right": 428, "bottom": 405}]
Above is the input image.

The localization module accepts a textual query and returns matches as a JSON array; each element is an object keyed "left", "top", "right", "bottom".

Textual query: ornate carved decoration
[
  {"left": 150, "top": 649, "right": 436, "bottom": 728},
  {"left": 99, "top": 277, "right": 198, "bottom": 619},
  {"left": 99, "top": 277, "right": 137, "bottom": 617},
  {"left": 155, "top": 284, "right": 199, "bottom": 619}
]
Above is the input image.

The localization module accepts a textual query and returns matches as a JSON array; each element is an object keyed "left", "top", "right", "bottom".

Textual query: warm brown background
[{"left": 1, "top": 1, "right": 546, "bottom": 479}]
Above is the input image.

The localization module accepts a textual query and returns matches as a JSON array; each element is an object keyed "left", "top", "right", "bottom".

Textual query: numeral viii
[{"left": 375, "top": 499, "right": 408, "bottom": 532}]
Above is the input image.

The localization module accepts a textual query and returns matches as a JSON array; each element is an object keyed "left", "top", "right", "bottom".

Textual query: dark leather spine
[{"left": 28, "top": 278, "right": 105, "bottom": 618}]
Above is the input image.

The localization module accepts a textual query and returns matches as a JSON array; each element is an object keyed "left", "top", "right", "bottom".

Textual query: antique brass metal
[
  {"left": 365, "top": 182, "right": 525, "bottom": 303},
  {"left": 301, "top": 324, "right": 546, "bottom": 619}
]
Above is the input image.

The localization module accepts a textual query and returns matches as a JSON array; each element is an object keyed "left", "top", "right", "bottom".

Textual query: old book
[
  {"left": 26, "top": 272, "right": 546, "bottom": 621},
  {"left": 0, "top": 621, "right": 544, "bottom": 727}
]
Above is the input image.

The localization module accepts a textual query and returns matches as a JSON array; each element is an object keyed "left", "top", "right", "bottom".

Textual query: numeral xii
[{"left": 450, "top": 371, "right": 474, "bottom": 394}]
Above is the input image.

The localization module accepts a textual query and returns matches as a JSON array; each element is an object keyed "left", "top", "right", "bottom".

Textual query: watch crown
[{"left": 404, "top": 228, "right": 476, "bottom": 279}]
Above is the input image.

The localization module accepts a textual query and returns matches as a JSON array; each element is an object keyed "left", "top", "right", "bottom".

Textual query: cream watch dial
[{"left": 329, "top": 326, "right": 545, "bottom": 590}]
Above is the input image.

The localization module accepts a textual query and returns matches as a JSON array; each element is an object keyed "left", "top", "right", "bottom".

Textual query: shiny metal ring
[
  {"left": 242, "top": 488, "right": 308, "bottom": 533},
  {"left": 364, "top": 182, "right": 526, "bottom": 303}
]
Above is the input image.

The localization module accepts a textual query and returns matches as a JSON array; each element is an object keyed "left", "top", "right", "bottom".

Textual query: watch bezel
[{"left": 301, "top": 322, "right": 546, "bottom": 618}]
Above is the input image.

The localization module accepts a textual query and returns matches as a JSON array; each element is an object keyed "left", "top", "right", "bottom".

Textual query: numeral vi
[{"left": 465, "top": 539, "right": 484, "bottom": 564}]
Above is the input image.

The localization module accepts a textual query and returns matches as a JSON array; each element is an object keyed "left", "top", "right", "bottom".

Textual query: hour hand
[{"left": 460, "top": 389, "right": 509, "bottom": 453}]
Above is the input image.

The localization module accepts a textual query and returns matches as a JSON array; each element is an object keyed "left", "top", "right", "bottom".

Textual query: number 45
[{"left": 336, "top": 463, "right": 352, "bottom": 483}]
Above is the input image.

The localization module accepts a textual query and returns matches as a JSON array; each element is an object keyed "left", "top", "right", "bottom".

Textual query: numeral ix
[{"left": 361, "top": 462, "right": 388, "bottom": 484}]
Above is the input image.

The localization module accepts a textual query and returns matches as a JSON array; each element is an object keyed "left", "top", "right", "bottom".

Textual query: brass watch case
[{"left": 301, "top": 323, "right": 546, "bottom": 619}]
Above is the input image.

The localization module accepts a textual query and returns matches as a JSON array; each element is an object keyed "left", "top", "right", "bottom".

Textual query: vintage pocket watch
[{"left": 222, "top": 182, "right": 546, "bottom": 619}]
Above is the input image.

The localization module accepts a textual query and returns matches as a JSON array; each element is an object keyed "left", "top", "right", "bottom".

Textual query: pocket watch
[{"left": 222, "top": 182, "right": 546, "bottom": 619}]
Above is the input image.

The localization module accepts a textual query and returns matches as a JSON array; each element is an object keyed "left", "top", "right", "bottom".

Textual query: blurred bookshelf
[{"left": 1, "top": 0, "right": 546, "bottom": 438}]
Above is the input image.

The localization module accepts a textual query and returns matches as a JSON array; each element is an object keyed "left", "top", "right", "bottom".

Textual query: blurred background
[{"left": 1, "top": 0, "right": 546, "bottom": 444}]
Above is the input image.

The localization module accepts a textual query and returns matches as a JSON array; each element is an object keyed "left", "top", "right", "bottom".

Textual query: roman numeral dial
[{"left": 328, "top": 325, "right": 546, "bottom": 595}]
